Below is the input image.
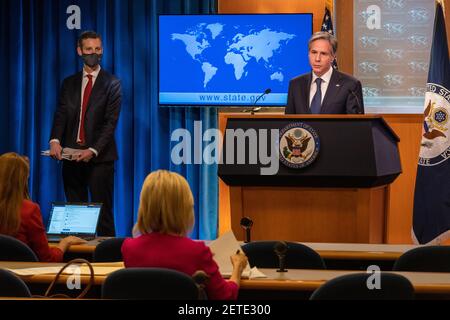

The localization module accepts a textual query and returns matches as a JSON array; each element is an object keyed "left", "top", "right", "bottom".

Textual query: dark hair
[
  {"left": 308, "top": 31, "right": 338, "bottom": 55},
  {"left": 77, "top": 31, "right": 102, "bottom": 48}
]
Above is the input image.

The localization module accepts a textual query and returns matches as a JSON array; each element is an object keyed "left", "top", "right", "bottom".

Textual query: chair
[
  {"left": 393, "top": 246, "right": 450, "bottom": 272},
  {"left": 0, "top": 269, "right": 32, "bottom": 297},
  {"left": 102, "top": 268, "right": 200, "bottom": 300},
  {"left": 310, "top": 272, "right": 414, "bottom": 300},
  {"left": 241, "top": 241, "right": 326, "bottom": 269},
  {"left": 0, "top": 235, "right": 38, "bottom": 262},
  {"left": 93, "top": 238, "right": 125, "bottom": 262}
]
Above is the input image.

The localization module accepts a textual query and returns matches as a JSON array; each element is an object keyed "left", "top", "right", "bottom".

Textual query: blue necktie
[{"left": 310, "top": 78, "right": 323, "bottom": 114}]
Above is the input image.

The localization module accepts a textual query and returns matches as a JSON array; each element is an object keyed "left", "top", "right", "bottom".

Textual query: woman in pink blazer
[{"left": 121, "top": 170, "right": 248, "bottom": 300}]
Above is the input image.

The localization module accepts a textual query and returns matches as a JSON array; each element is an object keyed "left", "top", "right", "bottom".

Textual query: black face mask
[{"left": 82, "top": 53, "right": 102, "bottom": 68}]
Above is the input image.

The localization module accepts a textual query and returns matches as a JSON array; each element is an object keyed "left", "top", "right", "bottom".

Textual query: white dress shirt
[{"left": 309, "top": 67, "right": 333, "bottom": 107}]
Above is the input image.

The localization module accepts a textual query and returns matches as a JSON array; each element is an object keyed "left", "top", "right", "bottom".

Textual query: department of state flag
[{"left": 412, "top": 1, "right": 450, "bottom": 244}]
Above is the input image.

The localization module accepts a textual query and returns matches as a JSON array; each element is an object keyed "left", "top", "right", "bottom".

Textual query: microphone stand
[
  {"left": 243, "top": 90, "right": 271, "bottom": 114},
  {"left": 350, "top": 90, "right": 364, "bottom": 114},
  {"left": 274, "top": 241, "right": 288, "bottom": 272},
  {"left": 240, "top": 217, "right": 253, "bottom": 243},
  {"left": 250, "top": 107, "right": 262, "bottom": 115}
]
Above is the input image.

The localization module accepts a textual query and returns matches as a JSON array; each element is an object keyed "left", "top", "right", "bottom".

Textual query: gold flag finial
[
  {"left": 325, "top": 0, "right": 334, "bottom": 13},
  {"left": 436, "top": 0, "right": 445, "bottom": 17}
]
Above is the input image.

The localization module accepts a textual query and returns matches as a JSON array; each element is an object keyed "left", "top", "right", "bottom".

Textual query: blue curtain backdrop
[{"left": 0, "top": 0, "right": 219, "bottom": 239}]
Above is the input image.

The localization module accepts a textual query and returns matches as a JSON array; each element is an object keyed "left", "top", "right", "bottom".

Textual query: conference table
[
  {"left": 2, "top": 261, "right": 449, "bottom": 299},
  {"left": 57, "top": 241, "right": 421, "bottom": 270},
  {"left": 63, "top": 241, "right": 419, "bottom": 259}
]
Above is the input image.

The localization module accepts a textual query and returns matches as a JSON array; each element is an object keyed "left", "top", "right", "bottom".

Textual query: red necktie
[{"left": 78, "top": 74, "right": 93, "bottom": 145}]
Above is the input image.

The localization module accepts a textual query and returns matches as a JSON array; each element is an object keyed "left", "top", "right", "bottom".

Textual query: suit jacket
[
  {"left": 50, "top": 69, "right": 122, "bottom": 162},
  {"left": 122, "top": 232, "right": 239, "bottom": 300},
  {"left": 14, "top": 200, "right": 64, "bottom": 262},
  {"left": 285, "top": 70, "right": 364, "bottom": 114}
]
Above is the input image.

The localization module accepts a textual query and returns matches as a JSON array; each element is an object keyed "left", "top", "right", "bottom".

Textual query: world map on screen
[
  {"left": 159, "top": 14, "right": 312, "bottom": 106},
  {"left": 171, "top": 23, "right": 296, "bottom": 88}
]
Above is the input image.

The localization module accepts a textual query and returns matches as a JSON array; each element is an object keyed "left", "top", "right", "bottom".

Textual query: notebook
[{"left": 46, "top": 202, "right": 102, "bottom": 242}]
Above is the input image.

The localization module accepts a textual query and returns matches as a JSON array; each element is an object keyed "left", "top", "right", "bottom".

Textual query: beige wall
[
  {"left": 219, "top": 0, "right": 327, "bottom": 32},
  {"left": 335, "top": 0, "right": 450, "bottom": 75}
]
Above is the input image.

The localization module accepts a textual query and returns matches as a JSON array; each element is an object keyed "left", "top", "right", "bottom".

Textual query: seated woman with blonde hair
[
  {"left": 0, "top": 152, "right": 86, "bottom": 262},
  {"left": 121, "top": 170, "right": 248, "bottom": 300}
]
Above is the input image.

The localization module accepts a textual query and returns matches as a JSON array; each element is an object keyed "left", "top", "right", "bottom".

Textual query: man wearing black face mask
[{"left": 49, "top": 31, "right": 122, "bottom": 237}]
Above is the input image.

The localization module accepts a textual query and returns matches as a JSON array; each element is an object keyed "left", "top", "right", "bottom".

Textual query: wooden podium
[{"left": 218, "top": 115, "right": 401, "bottom": 243}]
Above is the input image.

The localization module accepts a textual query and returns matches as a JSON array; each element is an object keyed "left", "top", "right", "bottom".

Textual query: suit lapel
[
  {"left": 321, "top": 70, "right": 342, "bottom": 113},
  {"left": 304, "top": 73, "right": 312, "bottom": 114},
  {"left": 74, "top": 72, "right": 83, "bottom": 113},
  {"left": 85, "top": 69, "right": 105, "bottom": 113}
]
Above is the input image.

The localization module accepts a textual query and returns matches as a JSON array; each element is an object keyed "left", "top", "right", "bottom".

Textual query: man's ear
[{"left": 77, "top": 46, "right": 82, "bottom": 57}]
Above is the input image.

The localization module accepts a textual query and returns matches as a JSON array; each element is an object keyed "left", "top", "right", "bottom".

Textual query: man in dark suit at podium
[
  {"left": 285, "top": 32, "right": 364, "bottom": 115},
  {"left": 49, "top": 31, "right": 122, "bottom": 236}
]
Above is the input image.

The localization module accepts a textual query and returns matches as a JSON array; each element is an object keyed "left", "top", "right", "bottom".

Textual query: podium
[{"left": 218, "top": 115, "right": 401, "bottom": 243}]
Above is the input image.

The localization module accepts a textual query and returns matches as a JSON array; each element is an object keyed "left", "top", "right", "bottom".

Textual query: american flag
[{"left": 321, "top": 7, "right": 338, "bottom": 69}]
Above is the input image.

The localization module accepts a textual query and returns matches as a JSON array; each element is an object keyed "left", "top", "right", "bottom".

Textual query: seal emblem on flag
[
  {"left": 418, "top": 83, "right": 450, "bottom": 166},
  {"left": 279, "top": 122, "right": 320, "bottom": 169}
]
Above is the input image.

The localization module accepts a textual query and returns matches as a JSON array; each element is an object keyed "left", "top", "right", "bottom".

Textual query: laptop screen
[{"left": 47, "top": 203, "right": 102, "bottom": 236}]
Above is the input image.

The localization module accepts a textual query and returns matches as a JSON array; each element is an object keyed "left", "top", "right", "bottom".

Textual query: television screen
[{"left": 159, "top": 14, "right": 313, "bottom": 106}]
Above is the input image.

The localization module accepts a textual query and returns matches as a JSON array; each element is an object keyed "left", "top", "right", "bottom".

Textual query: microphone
[
  {"left": 349, "top": 89, "right": 364, "bottom": 114},
  {"left": 240, "top": 217, "right": 253, "bottom": 243},
  {"left": 274, "top": 241, "right": 288, "bottom": 272},
  {"left": 243, "top": 88, "right": 271, "bottom": 114},
  {"left": 192, "top": 270, "right": 210, "bottom": 300}
]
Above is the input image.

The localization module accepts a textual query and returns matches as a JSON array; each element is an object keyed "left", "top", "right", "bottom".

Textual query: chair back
[
  {"left": 93, "top": 238, "right": 125, "bottom": 262},
  {"left": 310, "top": 272, "right": 414, "bottom": 300},
  {"left": 102, "top": 268, "right": 200, "bottom": 300},
  {"left": 0, "top": 234, "right": 38, "bottom": 262},
  {"left": 241, "top": 241, "right": 326, "bottom": 269},
  {"left": 0, "top": 269, "right": 32, "bottom": 297},
  {"left": 393, "top": 246, "right": 450, "bottom": 272}
]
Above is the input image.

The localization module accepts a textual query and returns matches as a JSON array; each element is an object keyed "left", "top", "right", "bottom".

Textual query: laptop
[{"left": 46, "top": 202, "right": 102, "bottom": 242}]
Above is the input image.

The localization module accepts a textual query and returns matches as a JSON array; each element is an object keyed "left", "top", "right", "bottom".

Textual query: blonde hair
[
  {"left": 136, "top": 170, "right": 194, "bottom": 236},
  {"left": 0, "top": 152, "right": 30, "bottom": 235}
]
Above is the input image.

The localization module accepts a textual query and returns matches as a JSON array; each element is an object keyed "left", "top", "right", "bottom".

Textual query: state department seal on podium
[{"left": 279, "top": 122, "right": 320, "bottom": 169}]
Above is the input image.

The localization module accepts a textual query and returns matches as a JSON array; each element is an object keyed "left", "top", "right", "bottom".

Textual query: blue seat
[
  {"left": 93, "top": 238, "right": 125, "bottom": 262},
  {"left": 310, "top": 272, "right": 414, "bottom": 300},
  {"left": 393, "top": 246, "right": 450, "bottom": 272},
  {"left": 102, "top": 268, "right": 200, "bottom": 300},
  {"left": 241, "top": 241, "right": 326, "bottom": 269},
  {"left": 0, "top": 269, "right": 31, "bottom": 297},
  {"left": 0, "top": 234, "right": 38, "bottom": 262}
]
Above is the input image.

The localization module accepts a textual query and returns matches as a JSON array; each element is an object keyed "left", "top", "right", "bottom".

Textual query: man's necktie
[
  {"left": 78, "top": 74, "right": 93, "bottom": 145},
  {"left": 310, "top": 78, "right": 323, "bottom": 114}
]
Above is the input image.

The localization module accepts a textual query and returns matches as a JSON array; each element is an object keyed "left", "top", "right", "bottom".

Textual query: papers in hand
[
  {"left": 246, "top": 267, "right": 267, "bottom": 279},
  {"left": 208, "top": 231, "right": 266, "bottom": 279},
  {"left": 41, "top": 147, "right": 84, "bottom": 161}
]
